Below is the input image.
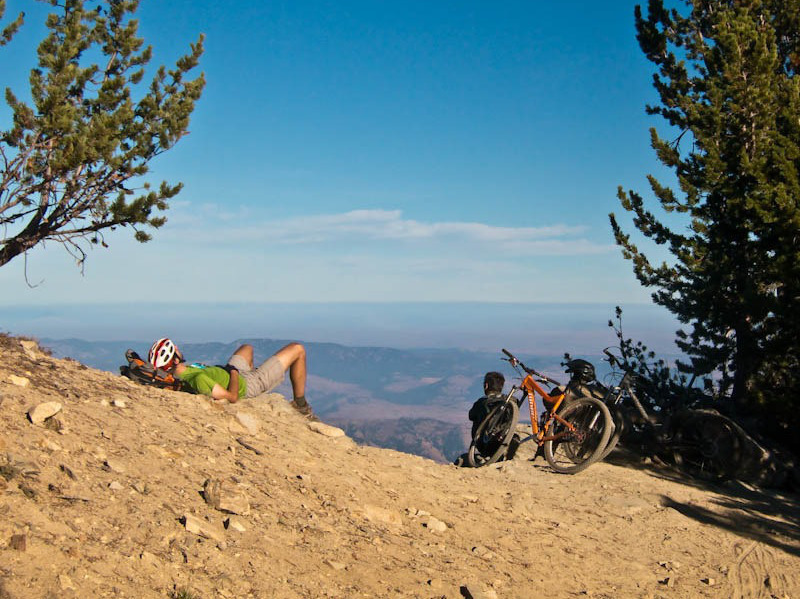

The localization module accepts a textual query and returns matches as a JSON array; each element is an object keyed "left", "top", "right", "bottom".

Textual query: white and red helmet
[{"left": 148, "top": 338, "right": 182, "bottom": 370}]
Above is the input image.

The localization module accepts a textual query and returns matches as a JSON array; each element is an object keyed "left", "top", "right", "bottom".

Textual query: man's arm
[{"left": 210, "top": 367, "right": 240, "bottom": 403}]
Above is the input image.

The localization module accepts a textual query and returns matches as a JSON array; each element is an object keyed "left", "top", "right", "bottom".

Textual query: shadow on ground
[{"left": 604, "top": 447, "right": 800, "bottom": 557}]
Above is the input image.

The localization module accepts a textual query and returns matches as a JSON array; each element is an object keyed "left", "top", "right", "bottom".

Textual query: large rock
[{"left": 27, "top": 402, "right": 62, "bottom": 425}]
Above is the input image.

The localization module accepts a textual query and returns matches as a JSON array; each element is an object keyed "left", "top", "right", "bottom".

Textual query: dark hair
[{"left": 483, "top": 371, "right": 505, "bottom": 394}]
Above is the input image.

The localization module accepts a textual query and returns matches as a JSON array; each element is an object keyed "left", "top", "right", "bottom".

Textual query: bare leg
[
  {"left": 231, "top": 344, "right": 254, "bottom": 369},
  {"left": 273, "top": 343, "right": 306, "bottom": 398}
]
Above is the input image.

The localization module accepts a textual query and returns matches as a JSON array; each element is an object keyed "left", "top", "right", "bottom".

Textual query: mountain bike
[
  {"left": 467, "top": 349, "right": 613, "bottom": 474},
  {"left": 597, "top": 348, "right": 743, "bottom": 481}
]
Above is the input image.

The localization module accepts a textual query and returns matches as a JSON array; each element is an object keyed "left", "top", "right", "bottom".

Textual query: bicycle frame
[
  {"left": 605, "top": 371, "right": 655, "bottom": 426},
  {"left": 514, "top": 373, "right": 579, "bottom": 444}
]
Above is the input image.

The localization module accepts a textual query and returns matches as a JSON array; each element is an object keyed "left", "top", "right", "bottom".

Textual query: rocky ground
[{"left": 0, "top": 334, "right": 798, "bottom": 598}]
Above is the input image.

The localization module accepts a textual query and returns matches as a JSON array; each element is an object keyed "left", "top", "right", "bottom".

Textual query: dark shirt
[{"left": 468, "top": 391, "right": 505, "bottom": 438}]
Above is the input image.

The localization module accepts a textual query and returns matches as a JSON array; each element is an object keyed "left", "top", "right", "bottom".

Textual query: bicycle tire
[
  {"left": 467, "top": 401, "right": 519, "bottom": 468},
  {"left": 670, "top": 411, "right": 741, "bottom": 482},
  {"left": 597, "top": 404, "right": 625, "bottom": 460},
  {"left": 543, "top": 396, "right": 612, "bottom": 474}
]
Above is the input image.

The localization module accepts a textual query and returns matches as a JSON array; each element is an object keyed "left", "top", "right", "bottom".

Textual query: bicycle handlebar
[
  {"left": 604, "top": 347, "right": 638, "bottom": 379},
  {"left": 603, "top": 348, "right": 618, "bottom": 366},
  {"left": 501, "top": 348, "right": 561, "bottom": 386}
]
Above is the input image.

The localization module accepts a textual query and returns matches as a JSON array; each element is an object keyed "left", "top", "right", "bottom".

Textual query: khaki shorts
[{"left": 228, "top": 354, "right": 285, "bottom": 398}]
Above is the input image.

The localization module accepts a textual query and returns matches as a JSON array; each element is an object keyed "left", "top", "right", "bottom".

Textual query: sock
[{"left": 293, "top": 395, "right": 308, "bottom": 407}]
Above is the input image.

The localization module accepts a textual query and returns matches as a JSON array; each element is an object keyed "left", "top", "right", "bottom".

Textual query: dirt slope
[{"left": 1, "top": 335, "right": 798, "bottom": 599}]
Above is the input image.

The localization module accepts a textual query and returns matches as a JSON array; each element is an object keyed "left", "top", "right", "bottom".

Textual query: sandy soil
[{"left": 1, "top": 335, "right": 798, "bottom": 598}]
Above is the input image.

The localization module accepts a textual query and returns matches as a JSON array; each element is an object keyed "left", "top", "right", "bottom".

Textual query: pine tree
[
  {"left": 610, "top": 0, "right": 800, "bottom": 420},
  {"left": 0, "top": 0, "right": 204, "bottom": 268}
]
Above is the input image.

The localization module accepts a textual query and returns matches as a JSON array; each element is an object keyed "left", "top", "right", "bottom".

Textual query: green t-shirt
[{"left": 178, "top": 364, "right": 246, "bottom": 398}]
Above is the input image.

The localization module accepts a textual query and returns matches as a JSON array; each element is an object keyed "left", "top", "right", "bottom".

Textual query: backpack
[{"left": 120, "top": 349, "right": 189, "bottom": 392}]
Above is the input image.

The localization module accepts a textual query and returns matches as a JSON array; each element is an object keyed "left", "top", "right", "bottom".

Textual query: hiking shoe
[{"left": 289, "top": 399, "right": 320, "bottom": 421}]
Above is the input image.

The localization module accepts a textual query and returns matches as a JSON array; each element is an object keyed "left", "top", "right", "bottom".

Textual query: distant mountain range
[{"left": 40, "top": 337, "right": 592, "bottom": 462}]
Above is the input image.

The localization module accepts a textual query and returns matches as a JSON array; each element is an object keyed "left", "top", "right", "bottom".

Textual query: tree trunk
[{"left": 732, "top": 322, "right": 757, "bottom": 411}]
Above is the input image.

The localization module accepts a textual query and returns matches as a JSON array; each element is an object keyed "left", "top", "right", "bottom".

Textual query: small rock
[
  {"left": 701, "top": 577, "right": 716, "bottom": 586},
  {"left": 9, "top": 534, "right": 26, "bottom": 551},
  {"left": 36, "top": 438, "right": 62, "bottom": 452},
  {"left": 461, "top": 585, "right": 498, "bottom": 599},
  {"left": 103, "top": 459, "right": 126, "bottom": 474},
  {"left": 324, "top": 560, "right": 347, "bottom": 571},
  {"left": 471, "top": 545, "right": 494, "bottom": 560},
  {"left": 183, "top": 514, "right": 225, "bottom": 542},
  {"left": 307, "top": 421, "right": 345, "bottom": 437},
  {"left": 132, "top": 482, "right": 148, "bottom": 494},
  {"left": 219, "top": 492, "right": 250, "bottom": 516},
  {"left": 658, "top": 577, "right": 675, "bottom": 588},
  {"left": 112, "top": 399, "right": 126, "bottom": 408},
  {"left": 20, "top": 339, "right": 40, "bottom": 359},
  {"left": 9, "top": 375, "right": 30, "bottom": 388},
  {"left": 108, "top": 481, "right": 124, "bottom": 491},
  {"left": 27, "top": 402, "right": 62, "bottom": 425},
  {"left": 235, "top": 412, "right": 260, "bottom": 435},
  {"left": 361, "top": 504, "right": 404, "bottom": 529},
  {"left": 202, "top": 478, "right": 222, "bottom": 509},
  {"left": 423, "top": 516, "right": 448, "bottom": 533},
  {"left": 225, "top": 517, "right": 246, "bottom": 532},
  {"left": 58, "top": 574, "right": 75, "bottom": 591},
  {"left": 427, "top": 578, "right": 443, "bottom": 590}
]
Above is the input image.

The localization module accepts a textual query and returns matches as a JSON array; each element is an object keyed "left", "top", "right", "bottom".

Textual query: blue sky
[{"left": 0, "top": 1, "right": 682, "bottom": 345}]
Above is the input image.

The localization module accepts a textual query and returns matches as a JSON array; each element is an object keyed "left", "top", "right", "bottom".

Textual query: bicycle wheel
[
  {"left": 467, "top": 401, "right": 519, "bottom": 467},
  {"left": 543, "top": 396, "right": 612, "bottom": 474},
  {"left": 671, "top": 411, "right": 741, "bottom": 482},
  {"left": 597, "top": 404, "right": 626, "bottom": 460}
]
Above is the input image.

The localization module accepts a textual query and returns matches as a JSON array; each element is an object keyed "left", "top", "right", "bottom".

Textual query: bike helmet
[
  {"left": 565, "top": 359, "right": 596, "bottom": 384},
  {"left": 148, "top": 338, "right": 182, "bottom": 370}
]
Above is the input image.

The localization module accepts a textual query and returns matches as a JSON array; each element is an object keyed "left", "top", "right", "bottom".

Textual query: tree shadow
[
  {"left": 659, "top": 494, "right": 800, "bottom": 557},
  {"left": 604, "top": 447, "right": 800, "bottom": 557}
]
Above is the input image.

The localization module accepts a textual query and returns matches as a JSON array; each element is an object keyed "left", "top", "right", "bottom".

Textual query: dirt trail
[{"left": 1, "top": 336, "right": 798, "bottom": 598}]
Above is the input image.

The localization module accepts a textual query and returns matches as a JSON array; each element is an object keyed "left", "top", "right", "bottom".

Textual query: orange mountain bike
[{"left": 467, "top": 349, "right": 613, "bottom": 474}]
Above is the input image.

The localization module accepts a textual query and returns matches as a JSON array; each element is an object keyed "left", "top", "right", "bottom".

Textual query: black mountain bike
[{"left": 597, "top": 348, "right": 743, "bottom": 481}]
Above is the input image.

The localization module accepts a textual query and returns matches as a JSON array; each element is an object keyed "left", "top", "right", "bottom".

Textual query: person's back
[
  {"left": 458, "top": 370, "right": 521, "bottom": 464},
  {"left": 468, "top": 371, "right": 506, "bottom": 438}
]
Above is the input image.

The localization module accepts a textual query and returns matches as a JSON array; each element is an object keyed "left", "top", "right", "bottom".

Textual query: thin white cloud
[
  {"left": 277, "top": 209, "right": 585, "bottom": 242},
  {"left": 165, "top": 206, "right": 611, "bottom": 255}
]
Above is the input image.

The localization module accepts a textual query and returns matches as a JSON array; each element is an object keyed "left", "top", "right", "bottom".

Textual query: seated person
[
  {"left": 148, "top": 337, "right": 317, "bottom": 419},
  {"left": 454, "top": 371, "right": 520, "bottom": 465},
  {"left": 468, "top": 371, "right": 506, "bottom": 438}
]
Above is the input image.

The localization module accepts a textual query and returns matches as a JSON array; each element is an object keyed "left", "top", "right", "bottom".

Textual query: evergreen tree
[
  {"left": 610, "top": 0, "right": 800, "bottom": 420},
  {"left": 0, "top": 0, "right": 204, "bottom": 268}
]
